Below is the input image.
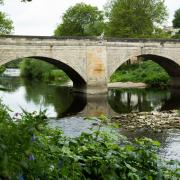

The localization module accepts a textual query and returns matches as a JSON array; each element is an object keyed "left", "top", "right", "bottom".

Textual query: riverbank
[
  {"left": 108, "top": 82, "right": 148, "bottom": 88},
  {"left": 112, "top": 110, "right": 180, "bottom": 130}
]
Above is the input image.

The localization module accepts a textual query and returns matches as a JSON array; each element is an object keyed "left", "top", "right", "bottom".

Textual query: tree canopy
[
  {"left": 173, "top": 8, "right": 180, "bottom": 28},
  {"left": 0, "top": 12, "right": 13, "bottom": 35},
  {"left": 0, "top": 1, "right": 13, "bottom": 35},
  {"left": 105, "top": 0, "right": 168, "bottom": 38},
  {"left": 54, "top": 3, "right": 104, "bottom": 37}
]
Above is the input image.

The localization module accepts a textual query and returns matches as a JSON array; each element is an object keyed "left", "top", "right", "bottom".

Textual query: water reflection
[
  {"left": 0, "top": 77, "right": 86, "bottom": 117},
  {"left": 0, "top": 75, "right": 180, "bottom": 160},
  {"left": 0, "top": 76, "right": 180, "bottom": 117},
  {"left": 108, "top": 88, "right": 180, "bottom": 114}
]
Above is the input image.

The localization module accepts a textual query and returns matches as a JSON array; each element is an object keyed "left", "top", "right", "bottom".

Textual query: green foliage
[
  {"left": 54, "top": 3, "right": 104, "bottom": 36},
  {"left": 173, "top": 8, "right": 180, "bottom": 28},
  {"left": 0, "top": 11, "right": 13, "bottom": 35},
  {"left": 20, "top": 58, "right": 69, "bottom": 83},
  {"left": 20, "top": 59, "right": 54, "bottom": 79},
  {"left": 172, "top": 31, "right": 180, "bottom": 39},
  {"left": 151, "top": 28, "right": 171, "bottom": 38},
  {"left": 0, "top": 102, "right": 179, "bottom": 179},
  {"left": 43, "top": 69, "right": 69, "bottom": 83},
  {"left": 0, "top": 0, "right": 13, "bottom": 34},
  {"left": 110, "top": 60, "right": 170, "bottom": 87},
  {"left": 0, "top": 65, "right": 5, "bottom": 74},
  {"left": 5, "top": 59, "right": 22, "bottom": 68},
  {"left": 105, "top": 0, "right": 168, "bottom": 38}
]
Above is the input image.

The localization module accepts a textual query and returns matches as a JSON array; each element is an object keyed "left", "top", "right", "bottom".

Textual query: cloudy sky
[{"left": 0, "top": 0, "right": 180, "bottom": 36}]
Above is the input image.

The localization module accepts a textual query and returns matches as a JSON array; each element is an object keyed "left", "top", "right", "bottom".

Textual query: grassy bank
[
  {"left": 110, "top": 60, "right": 170, "bottom": 87},
  {"left": 20, "top": 59, "right": 69, "bottom": 84},
  {"left": 0, "top": 102, "right": 179, "bottom": 179}
]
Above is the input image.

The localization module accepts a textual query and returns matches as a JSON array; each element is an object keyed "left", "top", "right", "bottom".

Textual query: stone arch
[
  {"left": 1, "top": 56, "right": 86, "bottom": 88},
  {"left": 138, "top": 54, "right": 180, "bottom": 77},
  {"left": 109, "top": 53, "right": 180, "bottom": 86}
]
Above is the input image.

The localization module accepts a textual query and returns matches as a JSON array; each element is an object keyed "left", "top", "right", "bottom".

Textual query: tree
[
  {"left": 54, "top": 3, "right": 104, "bottom": 36},
  {"left": 105, "top": 0, "right": 168, "bottom": 38},
  {"left": 0, "top": 12, "right": 13, "bottom": 35},
  {"left": 173, "top": 8, "right": 180, "bottom": 28}
]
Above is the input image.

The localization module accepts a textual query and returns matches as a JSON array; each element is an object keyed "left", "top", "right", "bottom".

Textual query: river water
[{"left": 1, "top": 69, "right": 180, "bottom": 160}]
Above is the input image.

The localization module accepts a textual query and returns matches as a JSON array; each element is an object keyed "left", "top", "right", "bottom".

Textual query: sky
[{"left": 0, "top": 0, "right": 180, "bottom": 36}]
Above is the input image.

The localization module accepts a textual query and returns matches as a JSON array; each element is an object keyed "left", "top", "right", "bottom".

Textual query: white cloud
[{"left": 0, "top": 0, "right": 179, "bottom": 36}]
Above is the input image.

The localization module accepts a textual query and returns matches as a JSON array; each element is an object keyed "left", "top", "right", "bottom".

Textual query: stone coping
[{"left": 0, "top": 35, "right": 180, "bottom": 43}]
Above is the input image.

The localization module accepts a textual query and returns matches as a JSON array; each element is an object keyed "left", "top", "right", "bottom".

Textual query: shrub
[
  {"left": 110, "top": 60, "right": 170, "bottom": 86},
  {"left": 20, "top": 59, "right": 55, "bottom": 79},
  {"left": 44, "top": 69, "right": 69, "bottom": 83},
  {"left": 0, "top": 102, "right": 179, "bottom": 179},
  {"left": 20, "top": 58, "right": 69, "bottom": 83},
  {"left": 0, "top": 65, "right": 5, "bottom": 74}
]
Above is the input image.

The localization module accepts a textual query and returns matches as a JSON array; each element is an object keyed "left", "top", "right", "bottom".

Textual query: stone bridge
[{"left": 0, "top": 35, "right": 180, "bottom": 93}]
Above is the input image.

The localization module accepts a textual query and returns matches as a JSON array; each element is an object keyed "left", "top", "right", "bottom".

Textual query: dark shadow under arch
[
  {"left": 27, "top": 56, "right": 87, "bottom": 88},
  {"left": 138, "top": 54, "right": 180, "bottom": 77},
  {"left": 58, "top": 92, "right": 87, "bottom": 118}
]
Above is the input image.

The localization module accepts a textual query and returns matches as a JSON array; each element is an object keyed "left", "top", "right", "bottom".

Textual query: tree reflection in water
[
  {"left": 0, "top": 75, "right": 180, "bottom": 117},
  {"left": 108, "top": 88, "right": 173, "bottom": 114}
]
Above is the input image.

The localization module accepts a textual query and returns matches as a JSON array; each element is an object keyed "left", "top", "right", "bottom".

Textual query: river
[{"left": 1, "top": 69, "right": 180, "bottom": 160}]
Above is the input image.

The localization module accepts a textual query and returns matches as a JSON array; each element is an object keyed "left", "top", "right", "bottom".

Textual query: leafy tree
[
  {"left": 54, "top": 3, "right": 104, "bottom": 36},
  {"left": 0, "top": 12, "right": 13, "bottom": 35},
  {"left": 173, "top": 8, "right": 180, "bottom": 28},
  {"left": 105, "top": 0, "right": 168, "bottom": 38},
  {"left": 0, "top": 0, "right": 13, "bottom": 35}
]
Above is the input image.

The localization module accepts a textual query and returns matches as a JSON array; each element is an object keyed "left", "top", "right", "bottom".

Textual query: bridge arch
[
  {"left": 109, "top": 53, "right": 180, "bottom": 86},
  {"left": 1, "top": 56, "right": 86, "bottom": 88},
  {"left": 138, "top": 54, "right": 180, "bottom": 77}
]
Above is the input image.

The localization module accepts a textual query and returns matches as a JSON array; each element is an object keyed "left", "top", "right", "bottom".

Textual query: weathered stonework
[{"left": 0, "top": 36, "right": 180, "bottom": 94}]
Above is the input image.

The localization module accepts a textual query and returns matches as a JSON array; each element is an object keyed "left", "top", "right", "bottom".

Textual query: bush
[
  {"left": 0, "top": 65, "right": 5, "bottom": 74},
  {"left": 20, "top": 59, "right": 54, "bottom": 79},
  {"left": 0, "top": 102, "right": 179, "bottom": 179},
  {"left": 44, "top": 69, "right": 69, "bottom": 83},
  {"left": 110, "top": 60, "right": 170, "bottom": 86},
  {"left": 20, "top": 59, "right": 69, "bottom": 83},
  {"left": 4, "top": 59, "right": 22, "bottom": 68}
]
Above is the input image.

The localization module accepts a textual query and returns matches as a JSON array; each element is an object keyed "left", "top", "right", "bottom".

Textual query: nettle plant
[{"left": 0, "top": 101, "right": 179, "bottom": 179}]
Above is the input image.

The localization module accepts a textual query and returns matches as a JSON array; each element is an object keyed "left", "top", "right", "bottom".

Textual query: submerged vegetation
[
  {"left": 0, "top": 101, "right": 179, "bottom": 179},
  {"left": 110, "top": 60, "right": 170, "bottom": 87}
]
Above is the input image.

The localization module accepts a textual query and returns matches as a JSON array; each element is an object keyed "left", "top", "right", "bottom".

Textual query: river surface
[{"left": 1, "top": 69, "right": 180, "bottom": 160}]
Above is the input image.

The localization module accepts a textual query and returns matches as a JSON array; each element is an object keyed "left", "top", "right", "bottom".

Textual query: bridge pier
[
  {"left": 86, "top": 84, "right": 108, "bottom": 94},
  {"left": 74, "top": 85, "right": 108, "bottom": 94},
  {"left": 86, "top": 46, "right": 108, "bottom": 94}
]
